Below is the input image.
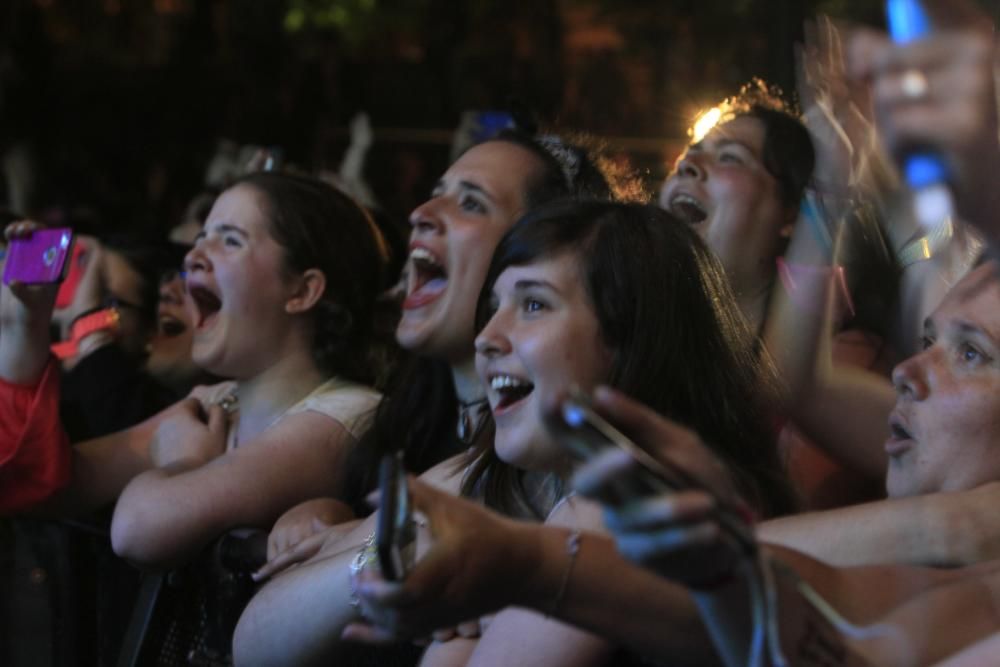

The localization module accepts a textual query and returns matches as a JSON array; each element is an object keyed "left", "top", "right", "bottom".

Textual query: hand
[
  {"left": 266, "top": 497, "right": 356, "bottom": 562},
  {"left": 799, "top": 16, "right": 876, "bottom": 194},
  {"left": 342, "top": 478, "right": 537, "bottom": 644},
  {"left": 149, "top": 398, "right": 226, "bottom": 468},
  {"left": 846, "top": 2, "right": 999, "bottom": 236},
  {"left": 570, "top": 386, "right": 747, "bottom": 588}
]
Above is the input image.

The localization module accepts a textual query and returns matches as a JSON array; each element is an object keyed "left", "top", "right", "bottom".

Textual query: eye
[
  {"left": 522, "top": 297, "right": 547, "bottom": 314},
  {"left": 193, "top": 230, "right": 207, "bottom": 243},
  {"left": 224, "top": 235, "right": 243, "bottom": 248},
  {"left": 920, "top": 336, "right": 935, "bottom": 351},
  {"left": 460, "top": 195, "right": 488, "bottom": 214},
  {"left": 719, "top": 151, "right": 744, "bottom": 165},
  {"left": 959, "top": 342, "right": 988, "bottom": 364}
]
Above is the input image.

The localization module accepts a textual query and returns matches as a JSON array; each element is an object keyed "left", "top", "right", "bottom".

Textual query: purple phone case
[{"left": 2, "top": 228, "right": 75, "bottom": 285}]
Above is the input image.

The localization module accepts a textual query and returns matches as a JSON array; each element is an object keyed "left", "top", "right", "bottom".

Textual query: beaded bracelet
[{"left": 348, "top": 531, "right": 379, "bottom": 614}]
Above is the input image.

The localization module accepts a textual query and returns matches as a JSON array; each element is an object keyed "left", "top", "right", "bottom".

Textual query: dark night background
[{"left": 0, "top": 0, "right": 994, "bottom": 238}]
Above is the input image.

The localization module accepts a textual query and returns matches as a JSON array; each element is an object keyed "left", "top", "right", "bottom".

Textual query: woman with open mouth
[{"left": 0, "top": 171, "right": 391, "bottom": 661}]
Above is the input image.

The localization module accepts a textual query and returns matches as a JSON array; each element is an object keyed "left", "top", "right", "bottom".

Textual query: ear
[
  {"left": 284, "top": 268, "right": 326, "bottom": 314},
  {"left": 778, "top": 204, "right": 798, "bottom": 239}
]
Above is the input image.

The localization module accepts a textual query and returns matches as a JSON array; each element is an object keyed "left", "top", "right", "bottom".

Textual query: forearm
[
  {"left": 759, "top": 490, "right": 998, "bottom": 568},
  {"left": 111, "top": 462, "right": 219, "bottom": 567},
  {"left": 786, "top": 364, "right": 893, "bottom": 479},
  {"left": 516, "top": 526, "right": 719, "bottom": 665}
]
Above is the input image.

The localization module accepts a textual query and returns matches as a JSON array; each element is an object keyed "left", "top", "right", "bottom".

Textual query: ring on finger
[{"left": 900, "top": 68, "right": 929, "bottom": 101}]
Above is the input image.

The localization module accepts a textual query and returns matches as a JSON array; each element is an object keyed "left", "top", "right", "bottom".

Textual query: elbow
[{"left": 110, "top": 500, "right": 183, "bottom": 569}]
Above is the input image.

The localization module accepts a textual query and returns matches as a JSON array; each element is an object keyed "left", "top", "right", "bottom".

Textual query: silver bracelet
[{"left": 547, "top": 530, "right": 581, "bottom": 618}]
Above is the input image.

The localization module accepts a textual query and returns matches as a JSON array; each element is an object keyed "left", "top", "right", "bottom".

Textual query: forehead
[
  {"left": 206, "top": 185, "right": 272, "bottom": 235},
  {"left": 495, "top": 251, "right": 584, "bottom": 292},
  {"left": 692, "top": 115, "right": 766, "bottom": 153},
  {"left": 447, "top": 141, "right": 545, "bottom": 201},
  {"left": 933, "top": 262, "right": 1000, "bottom": 337}
]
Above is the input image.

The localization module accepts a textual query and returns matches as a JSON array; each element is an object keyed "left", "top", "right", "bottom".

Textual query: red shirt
[{"left": 0, "top": 359, "right": 71, "bottom": 513}]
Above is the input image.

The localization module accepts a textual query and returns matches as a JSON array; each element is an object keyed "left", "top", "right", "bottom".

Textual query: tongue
[{"left": 403, "top": 276, "right": 447, "bottom": 309}]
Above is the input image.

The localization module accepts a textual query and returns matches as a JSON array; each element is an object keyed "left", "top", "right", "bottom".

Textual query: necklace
[
  {"left": 456, "top": 396, "right": 490, "bottom": 446},
  {"left": 219, "top": 378, "right": 334, "bottom": 449}
]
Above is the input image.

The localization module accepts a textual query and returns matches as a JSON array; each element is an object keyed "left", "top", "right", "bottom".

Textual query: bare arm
[
  {"left": 453, "top": 498, "right": 616, "bottom": 667},
  {"left": 111, "top": 409, "right": 355, "bottom": 569},
  {"left": 232, "top": 455, "right": 466, "bottom": 666},
  {"left": 759, "top": 482, "right": 1000, "bottom": 568}
]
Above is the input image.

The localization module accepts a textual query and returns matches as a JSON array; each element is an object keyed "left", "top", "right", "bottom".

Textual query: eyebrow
[
  {"left": 954, "top": 320, "right": 999, "bottom": 346},
  {"left": 925, "top": 316, "right": 1000, "bottom": 347},
  {"left": 211, "top": 223, "right": 250, "bottom": 238},
  {"left": 513, "top": 278, "right": 559, "bottom": 293},
  {"left": 689, "top": 138, "right": 754, "bottom": 153},
  {"left": 431, "top": 179, "right": 497, "bottom": 203}
]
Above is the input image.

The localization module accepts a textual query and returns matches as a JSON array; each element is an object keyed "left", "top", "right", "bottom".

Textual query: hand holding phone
[
  {"left": 3, "top": 227, "right": 75, "bottom": 286},
  {"left": 376, "top": 451, "right": 417, "bottom": 581},
  {"left": 548, "top": 388, "right": 756, "bottom": 555}
]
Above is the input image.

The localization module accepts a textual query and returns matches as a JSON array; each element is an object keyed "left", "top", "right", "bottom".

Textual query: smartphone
[
  {"left": 546, "top": 388, "right": 757, "bottom": 554},
  {"left": 376, "top": 451, "right": 417, "bottom": 581},
  {"left": 2, "top": 228, "right": 75, "bottom": 286}
]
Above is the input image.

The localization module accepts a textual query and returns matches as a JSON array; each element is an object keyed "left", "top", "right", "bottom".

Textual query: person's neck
[
  {"left": 234, "top": 348, "right": 326, "bottom": 441},
  {"left": 729, "top": 263, "right": 774, "bottom": 336},
  {"left": 451, "top": 358, "right": 486, "bottom": 404}
]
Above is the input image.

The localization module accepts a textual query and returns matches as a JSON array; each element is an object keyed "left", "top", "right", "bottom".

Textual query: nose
[
  {"left": 674, "top": 153, "right": 704, "bottom": 181},
  {"left": 891, "top": 352, "right": 930, "bottom": 401},
  {"left": 474, "top": 309, "right": 512, "bottom": 360},
  {"left": 183, "top": 243, "right": 210, "bottom": 275},
  {"left": 408, "top": 198, "right": 445, "bottom": 236}
]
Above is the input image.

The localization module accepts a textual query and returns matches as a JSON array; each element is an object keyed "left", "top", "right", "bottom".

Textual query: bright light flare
[{"left": 690, "top": 107, "right": 723, "bottom": 144}]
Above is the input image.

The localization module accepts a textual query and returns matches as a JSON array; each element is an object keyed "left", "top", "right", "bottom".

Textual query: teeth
[
  {"left": 410, "top": 247, "right": 442, "bottom": 267},
  {"left": 671, "top": 193, "right": 705, "bottom": 212},
  {"left": 490, "top": 375, "right": 529, "bottom": 390}
]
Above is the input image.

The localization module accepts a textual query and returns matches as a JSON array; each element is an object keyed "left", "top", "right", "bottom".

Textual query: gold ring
[{"left": 900, "top": 69, "right": 929, "bottom": 101}]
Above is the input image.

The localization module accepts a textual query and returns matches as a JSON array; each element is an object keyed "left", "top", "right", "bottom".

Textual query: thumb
[{"left": 406, "top": 477, "right": 460, "bottom": 533}]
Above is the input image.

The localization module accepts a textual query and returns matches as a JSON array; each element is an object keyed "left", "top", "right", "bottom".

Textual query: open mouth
[
  {"left": 158, "top": 314, "right": 188, "bottom": 337},
  {"left": 668, "top": 193, "right": 708, "bottom": 224},
  {"left": 403, "top": 247, "right": 448, "bottom": 310},
  {"left": 886, "top": 415, "right": 915, "bottom": 456},
  {"left": 188, "top": 285, "right": 222, "bottom": 330},
  {"left": 890, "top": 422, "right": 913, "bottom": 440},
  {"left": 490, "top": 374, "right": 535, "bottom": 413}
]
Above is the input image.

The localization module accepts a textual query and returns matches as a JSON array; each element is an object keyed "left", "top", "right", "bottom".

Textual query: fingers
[
  {"left": 205, "top": 403, "right": 226, "bottom": 434},
  {"left": 571, "top": 447, "right": 637, "bottom": 504},
  {"left": 341, "top": 622, "right": 398, "bottom": 645},
  {"left": 590, "top": 386, "right": 691, "bottom": 453},
  {"left": 253, "top": 528, "right": 327, "bottom": 581},
  {"left": 3, "top": 220, "right": 43, "bottom": 241},
  {"left": 603, "top": 491, "right": 717, "bottom": 533},
  {"left": 456, "top": 619, "right": 481, "bottom": 638},
  {"left": 615, "top": 523, "right": 721, "bottom": 565}
]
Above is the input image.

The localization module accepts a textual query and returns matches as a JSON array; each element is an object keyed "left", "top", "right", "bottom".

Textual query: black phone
[
  {"left": 546, "top": 388, "right": 757, "bottom": 554},
  {"left": 376, "top": 451, "right": 417, "bottom": 581}
]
